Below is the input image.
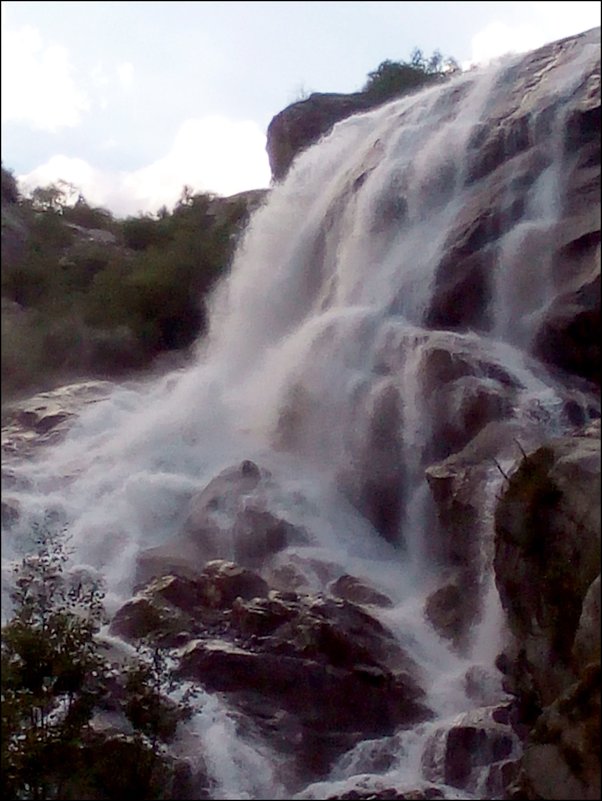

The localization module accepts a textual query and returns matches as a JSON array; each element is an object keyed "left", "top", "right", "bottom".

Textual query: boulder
[
  {"left": 173, "top": 583, "right": 431, "bottom": 778},
  {"left": 421, "top": 706, "right": 518, "bottom": 795},
  {"left": 329, "top": 574, "right": 393, "bottom": 608},
  {"left": 323, "top": 783, "right": 446, "bottom": 800},
  {"left": 111, "top": 561, "right": 269, "bottom": 643},
  {"left": 199, "top": 559, "right": 270, "bottom": 607},
  {"left": 424, "top": 581, "right": 473, "bottom": 650},
  {"left": 264, "top": 551, "right": 341, "bottom": 594},
  {"left": 109, "top": 594, "right": 194, "bottom": 643},
  {"left": 135, "top": 460, "right": 310, "bottom": 585}
]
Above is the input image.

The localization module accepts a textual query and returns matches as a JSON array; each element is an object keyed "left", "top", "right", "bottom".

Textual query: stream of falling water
[{"left": 2, "top": 30, "right": 600, "bottom": 800}]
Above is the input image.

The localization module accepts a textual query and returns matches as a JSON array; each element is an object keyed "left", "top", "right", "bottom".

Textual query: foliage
[
  {"left": 62, "top": 197, "right": 117, "bottom": 232},
  {"left": 1, "top": 177, "right": 256, "bottom": 402},
  {"left": 120, "top": 214, "right": 173, "bottom": 251},
  {"left": 362, "top": 47, "right": 459, "bottom": 103},
  {"left": 1, "top": 525, "right": 195, "bottom": 800},
  {"left": 1, "top": 164, "right": 20, "bottom": 204},
  {"left": 29, "top": 181, "right": 80, "bottom": 215},
  {"left": 1, "top": 525, "right": 107, "bottom": 799}
]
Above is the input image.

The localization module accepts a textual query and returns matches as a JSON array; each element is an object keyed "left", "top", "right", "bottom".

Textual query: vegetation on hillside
[{"left": 1, "top": 165, "right": 260, "bottom": 404}]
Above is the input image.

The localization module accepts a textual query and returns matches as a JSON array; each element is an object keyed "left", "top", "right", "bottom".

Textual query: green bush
[
  {"left": 362, "top": 48, "right": 459, "bottom": 103},
  {"left": 1, "top": 164, "right": 20, "bottom": 204},
  {"left": 120, "top": 215, "right": 172, "bottom": 251},
  {"left": 62, "top": 198, "right": 116, "bottom": 232},
  {"left": 1, "top": 525, "right": 195, "bottom": 800},
  {"left": 1, "top": 178, "right": 256, "bottom": 402}
]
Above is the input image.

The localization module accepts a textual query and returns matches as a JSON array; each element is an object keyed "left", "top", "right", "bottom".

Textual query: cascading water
[{"left": 2, "top": 28, "right": 600, "bottom": 800}]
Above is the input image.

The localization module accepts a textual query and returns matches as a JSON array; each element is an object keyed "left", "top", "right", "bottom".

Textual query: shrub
[
  {"left": 1, "top": 164, "right": 20, "bottom": 204},
  {"left": 1, "top": 525, "right": 196, "bottom": 800},
  {"left": 1, "top": 175, "right": 256, "bottom": 400},
  {"left": 362, "top": 48, "right": 459, "bottom": 103}
]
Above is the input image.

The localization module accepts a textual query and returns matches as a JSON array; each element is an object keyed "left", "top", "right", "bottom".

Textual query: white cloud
[
  {"left": 465, "top": 1, "right": 601, "bottom": 68},
  {"left": 117, "top": 62, "right": 134, "bottom": 91},
  {"left": 1, "top": 16, "right": 90, "bottom": 131},
  {"left": 465, "top": 21, "right": 541, "bottom": 67},
  {"left": 18, "top": 115, "right": 272, "bottom": 217},
  {"left": 120, "top": 116, "right": 271, "bottom": 213},
  {"left": 18, "top": 155, "right": 112, "bottom": 205}
]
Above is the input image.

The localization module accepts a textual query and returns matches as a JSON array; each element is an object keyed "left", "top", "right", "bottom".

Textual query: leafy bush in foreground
[{"left": 1, "top": 526, "right": 195, "bottom": 800}]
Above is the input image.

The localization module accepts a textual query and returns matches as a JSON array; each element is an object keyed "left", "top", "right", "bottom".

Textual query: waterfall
[{"left": 2, "top": 28, "right": 600, "bottom": 800}]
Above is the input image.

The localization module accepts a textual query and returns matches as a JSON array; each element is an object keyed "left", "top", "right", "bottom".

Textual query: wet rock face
[
  {"left": 422, "top": 32, "right": 601, "bottom": 386},
  {"left": 533, "top": 271, "right": 601, "bottom": 386},
  {"left": 338, "top": 379, "right": 406, "bottom": 544},
  {"left": 135, "top": 460, "right": 310, "bottom": 586},
  {"left": 112, "top": 561, "right": 431, "bottom": 780},
  {"left": 421, "top": 707, "right": 518, "bottom": 796},
  {"left": 418, "top": 341, "right": 520, "bottom": 465}
]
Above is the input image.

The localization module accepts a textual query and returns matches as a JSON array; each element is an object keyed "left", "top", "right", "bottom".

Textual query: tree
[
  {"left": 362, "top": 48, "right": 460, "bottom": 103},
  {"left": 1, "top": 524, "right": 195, "bottom": 800},
  {"left": 1, "top": 524, "right": 107, "bottom": 799},
  {"left": 29, "top": 181, "right": 78, "bottom": 215},
  {"left": 1, "top": 164, "right": 20, "bottom": 204},
  {"left": 62, "top": 195, "right": 115, "bottom": 231}
]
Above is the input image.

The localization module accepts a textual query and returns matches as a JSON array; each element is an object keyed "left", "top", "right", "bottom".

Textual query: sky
[{"left": 2, "top": 1, "right": 600, "bottom": 218}]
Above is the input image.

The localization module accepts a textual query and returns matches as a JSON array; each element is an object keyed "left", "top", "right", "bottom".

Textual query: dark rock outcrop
[
  {"left": 111, "top": 560, "right": 270, "bottom": 642},
  {"left": 112, "top": 560, "right": 431, "bottom": 781},
  {"left": 494, "top": 421, "right": 601, "bottom": 799},
  {"left": 266, "top": 92, "right": 374, "bottom": 181},
  {"left": 494, "top": 423, "right": 601, "bottom": 705},
  {"left": 323, "top": 783, "right": 447, "bottom": 800},
  {"left": 508, "top": 664, "right": 601, "bottom": 800}
]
